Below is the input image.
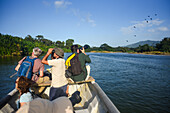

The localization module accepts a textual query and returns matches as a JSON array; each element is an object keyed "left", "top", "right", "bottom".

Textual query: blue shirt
[{"left": 20, "top": 92, "right": 33, "bottom": 103}]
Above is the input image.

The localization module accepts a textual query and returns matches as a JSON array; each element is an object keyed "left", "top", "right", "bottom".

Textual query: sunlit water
[{"left": 0, "top": 53, "right": 170, "bottom": 113}]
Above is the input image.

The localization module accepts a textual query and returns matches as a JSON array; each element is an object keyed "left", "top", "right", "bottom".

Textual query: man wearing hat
[{"left": 42, "top": 48, "right": 68, "bottom": 101}]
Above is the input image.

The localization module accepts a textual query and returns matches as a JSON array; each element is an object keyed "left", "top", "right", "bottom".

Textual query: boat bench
[{"left": 68, "top": 76, "right": 95, "bottom": 85}]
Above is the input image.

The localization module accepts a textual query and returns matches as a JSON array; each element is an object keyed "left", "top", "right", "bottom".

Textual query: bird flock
[{"left": 126, "top": 14, "right": 158, "bottom": 43}]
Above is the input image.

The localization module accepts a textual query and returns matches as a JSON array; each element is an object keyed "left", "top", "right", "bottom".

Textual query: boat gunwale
[
  {"left": 0, "top": 82, "right": 120, "bottom": 113},
  {"left": 92, "top": 82, "right": 120, "bottom": 113},
  {"left": 0, "top": 89, "right": 18, "bottom": 109}
]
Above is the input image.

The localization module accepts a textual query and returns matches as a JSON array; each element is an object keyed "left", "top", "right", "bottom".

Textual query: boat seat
[
  {"left": 32, "top": 80, "right": 51, "bottom": 87},
  {"left": 37, "top": 81, "right": 51, "bottom": 86},
  {"left": 68, "top": 76, "right": 95, "bottom": 84}
]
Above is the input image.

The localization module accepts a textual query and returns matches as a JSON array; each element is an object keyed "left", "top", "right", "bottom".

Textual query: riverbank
[
  {"left": 1, "top": 51, "right": 170, "bottom": 57},
  {"left": 90, "top": 51, "right": 170, "bottom": 55}
]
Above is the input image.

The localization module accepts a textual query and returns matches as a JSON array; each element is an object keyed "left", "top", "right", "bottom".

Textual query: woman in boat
[{"left": 15, "top": 76, "right": 33, "bottom": 108}]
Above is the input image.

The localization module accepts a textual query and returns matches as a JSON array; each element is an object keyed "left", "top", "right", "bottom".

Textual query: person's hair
[
  {"left": 33, "top": 47, "right": 42, "bottom": 56},
  {"left": 71, "top": 45, "right": 78, "bottom": 53},
  {"left": 17, "top": 76, "right": 33, "bottom": 96}
]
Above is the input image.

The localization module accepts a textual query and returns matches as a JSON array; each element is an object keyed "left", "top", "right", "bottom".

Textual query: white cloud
[
  {"left": 121, "top": 19, "right": 164, "bottom": 34},
  {"left": 150, "top": 19, "right": 163, "bottom": 26},
  {"left": 148, "top": 27, "right": 169, "bottom": 32},
  {"left": 43, "top": 1, "right": 51, "bottom": 6},
  {"left": 71, "top": 9, "right": 96, "bottom": 27},
  {"left": 54, "top": 0, "right": 72, "bottom": 8},
  {"left": 157, "top": 27, "right": 168, "bottom": 31},
  {"left": 148, "top": 29, "right": 155, "bottom": 32},
  {"left": 86, "top": 13, "right": 96, "bottom": 27},
  {"left": 54, "top": 1, "right": 96, "bottom": 27},
  {"left": 120, "top": 26, "right": 134, "bottom": 34}
]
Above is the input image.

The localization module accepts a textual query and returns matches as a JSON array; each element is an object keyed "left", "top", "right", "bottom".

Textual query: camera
[
  {"left": 69, "top": 91, "right": 82, "bottom": 106},
  {"left": 79, "top": 45, "right": 89, "bottom": 53}
]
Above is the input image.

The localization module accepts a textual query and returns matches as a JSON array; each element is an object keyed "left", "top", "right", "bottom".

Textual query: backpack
[
  {"left": 68, "top": 54, "right": 83, "bottom": 76},
  {"left": 17, "top": 56, "right": 37, "bottom": 79}
]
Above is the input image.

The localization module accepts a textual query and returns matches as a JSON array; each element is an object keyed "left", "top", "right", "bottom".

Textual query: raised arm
[
  {"left": 80, "top": 48, "right": 91, "bottom": 63},
  {"left": 42, "top": 48, "right": 53, "bottom": 65}
]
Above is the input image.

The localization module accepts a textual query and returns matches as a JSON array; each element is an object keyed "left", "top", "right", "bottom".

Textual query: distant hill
[{"left": 125, "top": 40, "right": 160, "bottom": 48}]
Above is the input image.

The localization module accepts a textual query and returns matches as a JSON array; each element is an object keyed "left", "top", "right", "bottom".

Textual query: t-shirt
[
  {"left": 20, "top": 92, "right": 33, "bottom": 103},
  {"left": 18, "top": 56, "right": 44, "bottom": 73},
  {"left": 48, "top": 58, "right": 68, "bottom": 87}
]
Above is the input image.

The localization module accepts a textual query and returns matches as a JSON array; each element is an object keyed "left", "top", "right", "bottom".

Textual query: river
[{"left": 0, "top": 53, "right": 170, "bottom": 113}]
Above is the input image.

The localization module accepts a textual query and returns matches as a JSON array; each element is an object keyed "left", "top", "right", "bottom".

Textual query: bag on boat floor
[{"left": 17, "top": 56, "right": 37, "bottom": 79}]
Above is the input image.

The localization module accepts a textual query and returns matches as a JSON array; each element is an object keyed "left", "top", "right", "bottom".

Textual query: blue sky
[{"left": 0, "top": 0, "right": 170, "bottom": 47}]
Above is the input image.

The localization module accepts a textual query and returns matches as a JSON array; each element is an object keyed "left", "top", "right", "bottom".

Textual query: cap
[{"left": 53, "top": 48, "right": 64, "bottom": 58}]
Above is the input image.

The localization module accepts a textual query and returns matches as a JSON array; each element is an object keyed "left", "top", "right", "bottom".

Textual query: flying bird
[
  {"left": 134, "top": 35, "right": 136, "bottom": 37},
  {"left": 148, "top": 16, "right": 150, "bottom": 18},
  {"left": 155, "top": 14, "right": 157, "bottom": 16},
  {"left": 150, "top": 18, "right": 152, "bottom": 20},
  {"left": 146, "top": 20, "right": 148, "bottom": 23},
  {"left": 126, "top": 40, "right": 128, "bottom": 42},
  {"left": 134, "top": 26, "right": 136, "bottom": 28}
]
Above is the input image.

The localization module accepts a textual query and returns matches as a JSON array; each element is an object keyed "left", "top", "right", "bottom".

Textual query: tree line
[{"left": 0, "top": 33, "right": 169, "bottom": 56}]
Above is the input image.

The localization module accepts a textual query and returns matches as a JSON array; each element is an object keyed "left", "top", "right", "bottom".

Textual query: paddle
[{"left": 10, "top": 72, "right": 17, "bottom": 78}]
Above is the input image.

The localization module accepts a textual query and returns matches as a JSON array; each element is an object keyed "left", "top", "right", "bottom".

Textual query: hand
[
  {"left": 39, "top": 75, "right": 43, "bottom": 77},
  {"left": 47, "top": 48, "right": 53, "bottom": 54},
  {"left": 80, "top": 47, "right": 86, "bottom": 55}
]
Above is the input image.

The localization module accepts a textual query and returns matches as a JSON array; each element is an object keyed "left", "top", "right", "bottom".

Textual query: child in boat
[{"left": 15, "top": 76, "right": 33, "bottom": 108}]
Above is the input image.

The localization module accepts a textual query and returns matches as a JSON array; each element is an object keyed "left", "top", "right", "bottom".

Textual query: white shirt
[{"left": 48, "top": 58, "right": 68, "bottom": 87}]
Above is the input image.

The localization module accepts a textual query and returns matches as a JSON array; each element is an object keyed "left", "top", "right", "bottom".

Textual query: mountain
[{"left": 125, "top": 40, "right": 160, "bottom": 48}]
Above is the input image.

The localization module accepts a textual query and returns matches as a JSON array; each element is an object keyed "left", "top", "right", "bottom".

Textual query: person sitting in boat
[
  {"left": 42, "top": 48, "right": 68, "bottom": 101},
  {"left": 16, "top": 97, "right": 73, "bottom": 113},
  {"left": 15, "top": 47, "right": 49, "bottom": 83},
  {"left": 65, "top": 45, "right": 91, "bottom": 82},
  {"left": 15, "top": 76, "right": 34, "bottom": 108}
]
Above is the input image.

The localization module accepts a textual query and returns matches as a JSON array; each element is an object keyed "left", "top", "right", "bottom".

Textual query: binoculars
[
  {"left": 51, "top": 49, "right": 55, "bottom": 59},
  {"left": 79, "top": 45, "right": 89, "bottom": 53}
]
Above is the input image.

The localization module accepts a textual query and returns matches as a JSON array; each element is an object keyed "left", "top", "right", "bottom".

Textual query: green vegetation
[
  {"left": 0, "top": 33, "right": 72, "bottom": 56},
  {"left": 0, "top": 33, "right": 170, "bottom": 56}
]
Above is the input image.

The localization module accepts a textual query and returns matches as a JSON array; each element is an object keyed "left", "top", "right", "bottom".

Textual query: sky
[{"left": 0, "top": 0, "right": 170, "bottom": 47}]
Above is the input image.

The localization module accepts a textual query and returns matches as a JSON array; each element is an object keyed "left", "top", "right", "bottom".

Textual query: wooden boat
[{"left": 0, "top": 76, "right": 120, "bottom": 113}]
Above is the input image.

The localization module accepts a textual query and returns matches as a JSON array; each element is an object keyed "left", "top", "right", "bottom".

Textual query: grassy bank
[
  {"left": 90, "top": 51, "right": 122, "bottom": 53},
  {"left": 90, "top": 51, "right": 170, "bottom": 55},
  {"left": 128, "top": 51, "right": 170, "bottom": 55}
]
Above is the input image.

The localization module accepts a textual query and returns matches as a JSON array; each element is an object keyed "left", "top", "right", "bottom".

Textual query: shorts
[{"left": 49, "top": 84, "right": 67, "bottom": 101}]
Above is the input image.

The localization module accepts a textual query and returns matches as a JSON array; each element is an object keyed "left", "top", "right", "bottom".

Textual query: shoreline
[
  {"left": 1, "top": 51, "right": 170, "bottom": 57},
  {"left": 89, "top": 51, "right": 170, "bottom": 56}
]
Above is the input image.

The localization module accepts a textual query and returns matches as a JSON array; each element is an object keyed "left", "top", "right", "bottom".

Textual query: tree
[
  {"left": 134, "top": 44, "right": 154, "bottom": 52},
  {"left": 156, "top": 37, "right": 170, "bottom": 52},
  {"left": 66, "top": 39, "right": 74, "bottom": 49},
  {"left": 61, "top": 41, "right": 65, "bottom": 48},
  {"left": 36, "top": 35, "right": 44, "bottom": 41},
  {"left": 100, "top": 43, "right": 113, "bottom": 51},
  {"left": 25, "top": 35, "right": 34, "bottom": 42},
  {"left": 56, "top": 41, "right": 62, "bottom": 47}
]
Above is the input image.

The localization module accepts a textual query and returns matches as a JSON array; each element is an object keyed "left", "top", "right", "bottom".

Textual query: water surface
[{"left": 0, "top": 53, "right": 170, "bottom": 113}]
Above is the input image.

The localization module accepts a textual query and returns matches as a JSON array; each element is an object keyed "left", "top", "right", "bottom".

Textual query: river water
[{"left": 0, "top": 53, "right": 170, "bottom": 113}]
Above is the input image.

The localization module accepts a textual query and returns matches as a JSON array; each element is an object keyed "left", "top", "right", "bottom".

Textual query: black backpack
[{"left": 68, "top": 54, "right": 83, "bottom": 76}]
